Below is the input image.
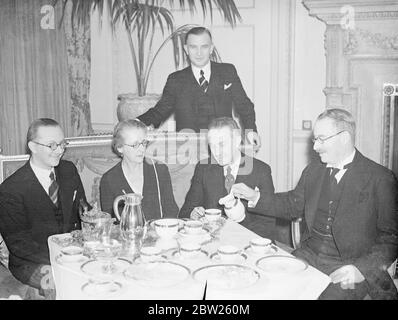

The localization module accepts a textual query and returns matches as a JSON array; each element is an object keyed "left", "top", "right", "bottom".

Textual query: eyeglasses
[
  {"left": 124, "top": 140, "right": 150, "bottom": 149},
  {"left": 32, "top": 140, "right": 69, "bottom": 151},
  {"left": 312, "top": 131, "right": 345, "bottom": 144}
]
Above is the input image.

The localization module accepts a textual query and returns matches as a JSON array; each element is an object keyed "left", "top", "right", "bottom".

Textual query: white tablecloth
[{"left": 48, "top": 220, "right": 330, "bottom": 300}]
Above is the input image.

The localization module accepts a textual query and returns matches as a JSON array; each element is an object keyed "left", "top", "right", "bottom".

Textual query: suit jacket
[
  {"left": 138, "top": 61, "right": 257, "bottom": 132},
  {"left": 0, "top": 160, "right": 87, "bottom": 285},
  {"left": 259, "top": 150, "right": 398, "bottom": 299},
  {"left": 100, "top": 159, "right": 179, "bottom": 221},
  {"left": 179, "top": 155, "right": 276, "bottom": 238}
]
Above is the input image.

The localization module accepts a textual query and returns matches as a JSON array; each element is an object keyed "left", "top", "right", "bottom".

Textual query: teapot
[{"left": 113, "top": 193, "right": 146, "bottom": 243}]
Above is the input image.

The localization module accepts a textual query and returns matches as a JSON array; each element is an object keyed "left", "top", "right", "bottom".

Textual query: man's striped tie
[
  {"left": 199, "top": 69, "right": 209, "bottom": 92},
  {"left": 49, "top": 171, "right": 59, "bottom": 207}
]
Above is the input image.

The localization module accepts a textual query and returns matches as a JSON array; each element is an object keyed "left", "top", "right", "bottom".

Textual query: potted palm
[{"left": 59, "top": 0, "right": 242, "bottom": 121}]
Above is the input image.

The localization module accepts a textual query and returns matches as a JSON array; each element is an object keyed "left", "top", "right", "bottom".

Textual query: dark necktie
[
  {"left": 329, "top": 167, "right": 340, "bottom": 195},
  {"left": 49, "top": 171, "right": 59, "bottom": 207},
  {"left": 224, "top": 166, "right": 235, "bottom": 193},
  {"left": 199, "top": 69, "right": 209, "bottom": 92}
]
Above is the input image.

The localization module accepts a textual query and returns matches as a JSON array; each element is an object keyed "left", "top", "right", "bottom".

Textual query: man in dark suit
[
  {"left": 179, "top": 117, "right": 276, "bottom": 239},
  {"left": 0, "top": 118, "right": 87, "bottom": 295},
  {"left": 250, "top": 108, "right": 398, "bottom": 299},
  {"left": 137, "top": 26, "right": 261, "bottom": 148}
]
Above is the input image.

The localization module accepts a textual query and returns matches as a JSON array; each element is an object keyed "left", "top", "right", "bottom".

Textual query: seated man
[
  {"left": 244, "top": 108, "right": 398, "bottom": 299},
  {"left": 179, "top": 117, "right": 276, "bottom": 239},
  {"left": 0, "top": 118, "right": 87, "bottom": 295}
]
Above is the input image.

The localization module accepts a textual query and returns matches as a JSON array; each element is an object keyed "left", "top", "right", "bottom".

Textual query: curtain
[{"left": 0, "top": 0, "right": 92, "bottom": 155}]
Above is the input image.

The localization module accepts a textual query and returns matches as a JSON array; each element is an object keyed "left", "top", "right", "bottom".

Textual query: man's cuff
[{"left": 248, "top": 187, "right": 260, "bottom": 208}]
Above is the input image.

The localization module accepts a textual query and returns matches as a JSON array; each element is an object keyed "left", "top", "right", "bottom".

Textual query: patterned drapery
[{"left": 0, "top": 0, "right": 92, "bottom": 155}]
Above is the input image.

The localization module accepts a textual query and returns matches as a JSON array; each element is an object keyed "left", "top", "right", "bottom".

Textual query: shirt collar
[
  {"left": 191, "top": 62, "right": 211, "bottom": 82},
  {"left": 326, "top": 149, "right": 356, "bottom": 170},
  {"left": 30, "top": 159, "right": 54, "bottom": 178}
]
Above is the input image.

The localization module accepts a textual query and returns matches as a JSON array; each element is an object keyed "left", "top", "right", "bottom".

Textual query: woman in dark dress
[{"left": 100, "top": 119, "right": 178, "bottom": 221}]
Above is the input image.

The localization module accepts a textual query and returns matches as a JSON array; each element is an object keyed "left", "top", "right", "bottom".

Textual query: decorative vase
[{"left": 117, "top": 93, "right": 161, "bottom": 122}]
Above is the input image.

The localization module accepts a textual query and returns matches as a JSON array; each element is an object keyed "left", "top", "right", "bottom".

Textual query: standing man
[
  {"left": 0, "top": 118, "right": 87, "bottom": 295},
  {"left": 246, "top": 108, "right": 398, "bottom": 299},
  {"left": 179, "top": 117, "right": 275, "bottom": 239},
  {"left": 137, "top": 26, "right": 261, "bottom": 148}
]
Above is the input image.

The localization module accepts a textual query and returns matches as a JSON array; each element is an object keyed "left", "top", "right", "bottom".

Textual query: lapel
[
  {"left": 26, "top": 161, "right": 58, "bottom": 211},
  {"left": 305, "top": 163, "right": 327, "bottom": 230},
  {"left": 142, "top": 159, "right": 155, "bottom": 198},
  {"left": 116, "top": 162, "right": 134, "bottom": 195},
  {"left": 207, "top": 161, "right": 227, "bottom": 199},
  {"left": 55, "top": 163, "right": 76, "bottom": 228},
  {"left": 333, "top": 150, "right": 371, "bottom": 223},
  {"left": 206, "top": 61, "right": 222, "bottom": 97}
]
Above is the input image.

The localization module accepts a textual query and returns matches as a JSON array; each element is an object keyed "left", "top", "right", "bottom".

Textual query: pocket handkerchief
[{"left": 224, "top": 83, "right": 232, "bottom": 90}]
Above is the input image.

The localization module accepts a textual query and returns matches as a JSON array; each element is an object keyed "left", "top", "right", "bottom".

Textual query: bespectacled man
[
  {"left": 0, "top": 118, "right": 88, "bottom": 298},
  {"left": 250, "top": 108, "right": 398, "bottom": 300}
]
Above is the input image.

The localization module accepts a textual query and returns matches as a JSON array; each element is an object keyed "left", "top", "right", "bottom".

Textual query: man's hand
[
  {"left": 329, "top": 265, "right": 365, "bottom": 290},
  {"left": 230, "top": 183, "right": 258, "bottom": 202},
  {"left": 246, "top": 131, "right": 261, "bottom": 150},
  {"left": 190, "top": 207, "right": 205, "bottom": 220}
]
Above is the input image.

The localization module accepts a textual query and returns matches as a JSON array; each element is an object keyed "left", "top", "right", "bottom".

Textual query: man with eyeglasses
[
  {"left": 241, "top": 108, "right": 398, "bottom": 300},
  {"left": 0, "top": 118, "right": 88, "bottom": 298}
]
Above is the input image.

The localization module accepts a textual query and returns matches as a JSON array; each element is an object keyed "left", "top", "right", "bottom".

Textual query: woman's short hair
[
  {"left": 112, "top": 119, "right": 147, "bottom": 157},
  {"left": 316, "top": 108, "right": 356, "bottom": 142}
]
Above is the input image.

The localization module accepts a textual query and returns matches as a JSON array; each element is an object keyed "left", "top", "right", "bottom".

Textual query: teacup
[
  {"left": 250, "top": 237, "right": 272, "bottom": 254},
  {"left": 140, "top": 246, "right": 162, "bottom": 262},
  {"left": 61, "top": 246, "right": 84, "bottom": 262},
  {"left": 184, "top": 220, "right": 203, "bottom": 234},
  {"left": 179, "top": 242, "right": 201, "bottom": 258},
  {"left": 204, "top": 209, "right": 222, "bottom": 222},
  {"left": 154, "top": 218, "right": 179, "bottom": 238},
  {"left": 217, "top": 245, "right": 240, "bottom": 262}
]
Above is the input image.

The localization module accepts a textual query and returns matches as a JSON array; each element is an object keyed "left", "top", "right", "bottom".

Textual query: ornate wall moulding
[{"left": 344, "top": 28, "right": 398, "bottom": 55}]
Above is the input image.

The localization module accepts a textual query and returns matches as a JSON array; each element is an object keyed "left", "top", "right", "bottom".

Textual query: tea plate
[
  {"left": 255, "top": 255, "right": 308, "bottom": 274},
  {"left": 81, "top": 281, "right": 122, "bottom": 298},
  {"left": 193, "top": 264, "right": 260, "bottom": 290},
  {"left": 124, "top": 260, "right": 190, "bottom": 288},
  {"left": 55, "top": 254, "right": 89, "bottom": 265},
  {"left": 80, "top": 258, "right": 132, "bottom": 276}
]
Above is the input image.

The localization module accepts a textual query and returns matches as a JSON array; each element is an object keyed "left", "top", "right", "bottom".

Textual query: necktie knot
[
  {"left": 49, "top": 171, "right": 55, "bottom": 181},
  {"left": 329, "top": 167, "right": 340, "bottom": 178}
]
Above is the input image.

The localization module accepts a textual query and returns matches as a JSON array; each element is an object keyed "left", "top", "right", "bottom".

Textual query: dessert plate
[
  {"left": 171, "top": 249, "right": 209, "bottom": 261},
  {"left": 255, "top": 255, "right": 308, "bottom": 274},
  {"left": 124, "top": 260, "right": 190, "bottom": 288},
  {"left": 80, "top": 258, "right": 132, "bottom": 277},
  {"left": 55, "top": 254, "right": 89, "bottom": 265},
  {"left": 193, "top": 264, "right": 260, "bottom": 290}
]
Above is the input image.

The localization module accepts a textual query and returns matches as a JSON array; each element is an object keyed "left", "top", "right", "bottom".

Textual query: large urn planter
[{"left": 117, "top": 93, "right": 161, "bottom": 122}]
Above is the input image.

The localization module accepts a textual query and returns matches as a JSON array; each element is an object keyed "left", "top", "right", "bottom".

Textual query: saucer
[
  {"left": 243, "top": 245, "right": 278, "bottom": 257},
  {"left": 179, "top": 228, "right": 209, "bottom": 237},
  {"left": 81, "top": 281, "right": 122, "bottom": 298},
  {"left": 133, "top": 255, "right": 168, "bottom": 263},
  {"left": 81, "top": 258, "right": 132, "bottom": 277},
  {"left": 55, "top": 254, "right": 89, "bottom": 265},
  {"left": 178, "top": 229, "right": 212, "bottom": 245},
  {"left": 171, "top": 249, "right": 209, "bottom": 261},
  {"left": 210, "top": 252, "right": 247, "bottom": 264}
]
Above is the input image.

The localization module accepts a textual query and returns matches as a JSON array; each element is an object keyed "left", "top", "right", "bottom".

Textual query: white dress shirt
[
  {"left": 191, "top": 62, "right": 211, "bottom": 85},
  {"left": 326, "top": 149, "right": 356, "bottom": 183},
  {"left": 30, "top": 160, "right": 55, "bottom": 195}
]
